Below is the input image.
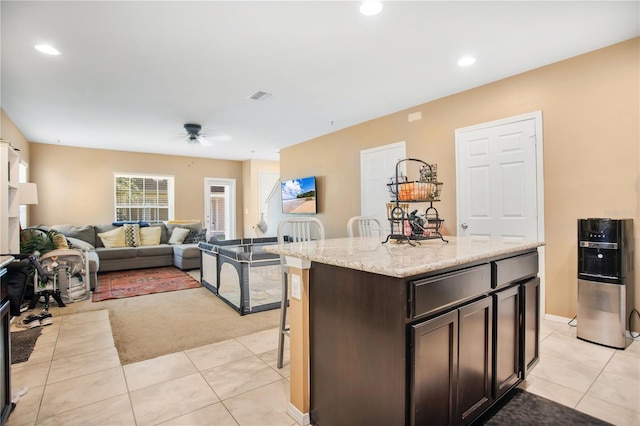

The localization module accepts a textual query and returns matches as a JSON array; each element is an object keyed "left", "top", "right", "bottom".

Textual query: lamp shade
[{"left": 19, "top": 182, "right": 39, "bottom": 205}]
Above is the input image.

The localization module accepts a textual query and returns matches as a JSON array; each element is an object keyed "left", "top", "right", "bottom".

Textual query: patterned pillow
[
  {"left": 123, "top": 223, "right": 141, "bottom": 247},
  {"left": 183, "top": 228, "right": 207, "bottom": 244}
]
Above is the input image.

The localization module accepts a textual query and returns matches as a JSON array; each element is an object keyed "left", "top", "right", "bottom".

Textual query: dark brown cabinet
[
  {"left": 493, "top": 284, "right": 520, "bottom": 400},
  {"left": 521, "top": 277, "right": 540, "bottom": 377},
  {"left": 309, "top": 250, "right": 540, "bottom": 426},
  {"left": 458, "top": 297, "right": 493, "bottom": 424},
  {"left": 410, "top": 296, "right": 493, "bottom": 426},
  {"left": 411, "top": 309, "right": 458, "bottom": 426}
]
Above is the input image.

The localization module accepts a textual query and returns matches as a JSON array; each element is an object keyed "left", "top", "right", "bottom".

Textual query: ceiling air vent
[{"left": 248, "top": 90, "right": 273, "bottom": 101}]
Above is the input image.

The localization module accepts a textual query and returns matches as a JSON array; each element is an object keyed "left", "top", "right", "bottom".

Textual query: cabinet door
[
  {"left": 411, "top": 310, "right": 458, "bottom": 426},
  {"left": 493, "top": 285, "right": 520, "bottom": 399},
  {"left": 521, "top": 278, "right": 540, "bottom": 377},
  {"left": 458, "top": 297, "right": 493, "bottom": 425}
]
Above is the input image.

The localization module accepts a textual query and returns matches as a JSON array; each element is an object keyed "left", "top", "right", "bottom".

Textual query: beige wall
[
  {"left": 1, "top": 109, "right": 30, "bottom": 166},
  {"left": 280, "top": 38, "right": 640, "bottom": 320},
  {"left": 241, "top": 159, "right": 279, "bottom": 238},
  {"left": 28, "top": 144, "right": 245, "bottom": 237}
]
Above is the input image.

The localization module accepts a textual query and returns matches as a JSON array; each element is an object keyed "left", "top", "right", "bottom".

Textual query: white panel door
[
  {"left": 360, "top": 142, "right": 406, "bottom": 231},
  {"left": 456, "top": 118, "right": 538, "bottom": 241}
]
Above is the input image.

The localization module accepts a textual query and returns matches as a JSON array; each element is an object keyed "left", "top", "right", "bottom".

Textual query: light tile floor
[
  {"left": 6, "top": 313, "right": 640, "bottom": 425},
  {"left": 7, "top": 309, "right": 293, "bottom": 426},
  {"left": 520, "top": 318, "right": 640, "bottom": 425}
]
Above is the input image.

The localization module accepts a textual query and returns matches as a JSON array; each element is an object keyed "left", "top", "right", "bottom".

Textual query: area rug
[
  {"left": 11, "top": 327, "right": 42, "bottom": 364},
  {"left": 92, "top": 266, "right": 202, "bottom": 302},
  {"left": 477, "top": 388, "right": 611, "bottom": 425}
]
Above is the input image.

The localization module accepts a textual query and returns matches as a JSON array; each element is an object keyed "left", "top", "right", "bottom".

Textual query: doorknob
[{"left": 460, "top": 223, "right": 468, "bottom": 230}]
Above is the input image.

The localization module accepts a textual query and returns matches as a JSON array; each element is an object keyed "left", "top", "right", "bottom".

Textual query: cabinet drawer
[
  {"left": 410, "top": 264, "right": 491, "bottom": 319},
  {"left": 492, "top": 252, "right": 538, "bottom": 289}
]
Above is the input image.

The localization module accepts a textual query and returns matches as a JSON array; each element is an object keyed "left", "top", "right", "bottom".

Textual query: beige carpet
[{"left": 41, "top": 271, "right": 281, "bottom": 365}]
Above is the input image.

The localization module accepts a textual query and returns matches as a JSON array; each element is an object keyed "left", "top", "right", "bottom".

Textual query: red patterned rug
[{"left": 92, "top": 267, "right": 202, "bottom": 302}]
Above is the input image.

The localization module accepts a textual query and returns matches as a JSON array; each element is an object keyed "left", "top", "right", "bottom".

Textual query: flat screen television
[{"left": 281, "top": 176, "right": 317, "bottom": 214}]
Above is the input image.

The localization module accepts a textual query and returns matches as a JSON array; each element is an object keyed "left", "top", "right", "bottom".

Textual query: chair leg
[{"left": 277, "top": 268, "right": 288, "bottom": 369}]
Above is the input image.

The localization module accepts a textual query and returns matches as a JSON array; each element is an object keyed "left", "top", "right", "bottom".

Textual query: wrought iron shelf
[{"left": 383, "top": 158, "right": 448, "bottom": 246}]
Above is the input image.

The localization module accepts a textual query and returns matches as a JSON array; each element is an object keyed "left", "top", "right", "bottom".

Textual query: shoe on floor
[
  {"left": 16, "top": 314, "right": 41, "bottom": 329},
  {"left": 38, "top": 310, "right": 53, "bottom": 326}
]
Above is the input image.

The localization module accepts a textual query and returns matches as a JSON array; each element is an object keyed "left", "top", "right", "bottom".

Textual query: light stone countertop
[
  {"left": 263, "top": 236, "right": 544, "bottom": 278},
  {"left": 0, "top": 255, "right": 15, "bottom": 269}
]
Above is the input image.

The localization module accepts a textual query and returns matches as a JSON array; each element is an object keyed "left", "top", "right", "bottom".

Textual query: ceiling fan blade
[
  {"left": 207, "top": 131, "right": 232, "bottom": 143},
  {"left": 196, "top": 136, "right": 214, "bottom": 146}
]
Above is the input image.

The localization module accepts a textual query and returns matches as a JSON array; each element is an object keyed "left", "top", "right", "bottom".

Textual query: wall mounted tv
[{"left": 281, "top": 176, "right": 317, "bottom": 214}]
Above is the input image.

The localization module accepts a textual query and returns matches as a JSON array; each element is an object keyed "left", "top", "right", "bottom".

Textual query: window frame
[{"left": 114, "top": 173, "right": 175, "bottom": 222}]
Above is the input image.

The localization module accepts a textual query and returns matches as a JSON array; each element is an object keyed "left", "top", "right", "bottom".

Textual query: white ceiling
[{"left": 2, "top": 1, "right": 638, "bottom": 161}]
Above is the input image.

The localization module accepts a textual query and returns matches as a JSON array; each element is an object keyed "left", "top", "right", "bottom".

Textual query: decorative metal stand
[{"left": 383, "top": 158, "right": 448, "bottom": 246}]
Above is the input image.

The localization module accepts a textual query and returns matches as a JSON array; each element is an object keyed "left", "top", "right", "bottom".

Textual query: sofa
[{"left": 46, "top": 221, "right": 205, "bottom": 290}]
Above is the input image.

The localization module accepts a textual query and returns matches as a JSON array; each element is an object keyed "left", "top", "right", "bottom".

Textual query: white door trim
[{"left": 455, "top": 111, "right": 545, "bottom": 315}]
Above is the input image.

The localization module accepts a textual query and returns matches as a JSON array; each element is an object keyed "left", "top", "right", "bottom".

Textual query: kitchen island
[{"left": 264, "top": 236, "right": 544, "bottom": 426}]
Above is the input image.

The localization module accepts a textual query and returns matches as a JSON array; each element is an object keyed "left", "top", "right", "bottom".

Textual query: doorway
[
  {"left": 455, "top": 111, "right": 545, "bottom": 314},
  {"left": 204, "top": 178, "right": 236, "bottom": 240},
  {"left": 360, "top": 142, "right": 407, "bottom": 229}
]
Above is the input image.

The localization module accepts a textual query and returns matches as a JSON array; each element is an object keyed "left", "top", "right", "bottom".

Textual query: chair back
[
  {"left": 277, "top": 217, "right": 325, "bottom": 244},
  {"left": 347, "top": 216, "right": 383, "bottom": 238}
]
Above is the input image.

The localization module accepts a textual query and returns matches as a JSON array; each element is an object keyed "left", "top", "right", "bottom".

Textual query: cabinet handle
[{"left": 461, "top": 223, "right": 468, "bottom": 230}]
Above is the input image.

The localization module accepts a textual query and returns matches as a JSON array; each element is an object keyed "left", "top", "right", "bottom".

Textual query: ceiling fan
[
  {"left": 184, "top": 123, "right": 207, "bottom": 144},
  {"left": 183, "top": 123, "right": 232, "bottom": 146}
]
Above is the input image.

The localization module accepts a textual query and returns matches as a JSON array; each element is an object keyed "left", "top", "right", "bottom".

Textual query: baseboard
[
  {"left": 287, "top": 403, "right": 311, "bottom": 425},
  {"left": 544, "top": 313, "right": 572, "bottom": 324}
]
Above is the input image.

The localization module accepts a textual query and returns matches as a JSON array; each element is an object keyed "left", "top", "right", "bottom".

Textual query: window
[
  {"left": 19, "top": 162, "right": 28, "bottom": 228},
  {"left": 114, "top": 174, "right": 174, "bottom": 222},
  {"left": 209, "top": 185, "right": 226, "bottom": 239}
]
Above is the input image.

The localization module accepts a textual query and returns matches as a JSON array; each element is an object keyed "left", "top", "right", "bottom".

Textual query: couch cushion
[
  {"left": 51, "top": 224, "right": 96, "bottom": 247},
  {"left": 95, "top": 246, "right": 138, "bottom": 260},
  {"left": 172, "top": 244, "right": 201, "bottom": 259},
  {"left": 136, "top": 245, "right": 174, "bottom": 257},
  {"left": 97, "top": 227, "right": 126, "bottom": 248}
]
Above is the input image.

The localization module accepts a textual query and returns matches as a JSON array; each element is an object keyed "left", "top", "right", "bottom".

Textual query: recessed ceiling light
[
  {"left": 35, "top": 44, "right": 61, "bottom": 55},
  {"left": 360, "top": 1, "right": 383, "bottom": 16},
  {"left": 457, "top": 56, "right": 476, "bottom": 67}
]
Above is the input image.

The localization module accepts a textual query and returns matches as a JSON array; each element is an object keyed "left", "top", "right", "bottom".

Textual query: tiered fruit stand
[{"left": 383, "top": 158, "right": 448, "bottom": 245}]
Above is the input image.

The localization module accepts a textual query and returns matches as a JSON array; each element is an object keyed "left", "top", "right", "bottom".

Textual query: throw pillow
[
  {"left": 97, "top": 227, "right": 126, "bottom": 248},
  {"left": 139, "top": 226, "right": 162, "bottom": 246},
  {"left": 183, "top": 228, "right": 207, "bottom": 244},
  {"left": 123, "top": 223, "right": 141, "bottom": 247},
  {"left": 52, "top": 233, "right": 69, "bottom": 249},
  {"left": 168, "top": 227, "right": 190, "bottom": 245}
]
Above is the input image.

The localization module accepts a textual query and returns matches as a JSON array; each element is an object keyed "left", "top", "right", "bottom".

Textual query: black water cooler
[{"left": 577, "top": 218, "right": 634, "bottom": 349}]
